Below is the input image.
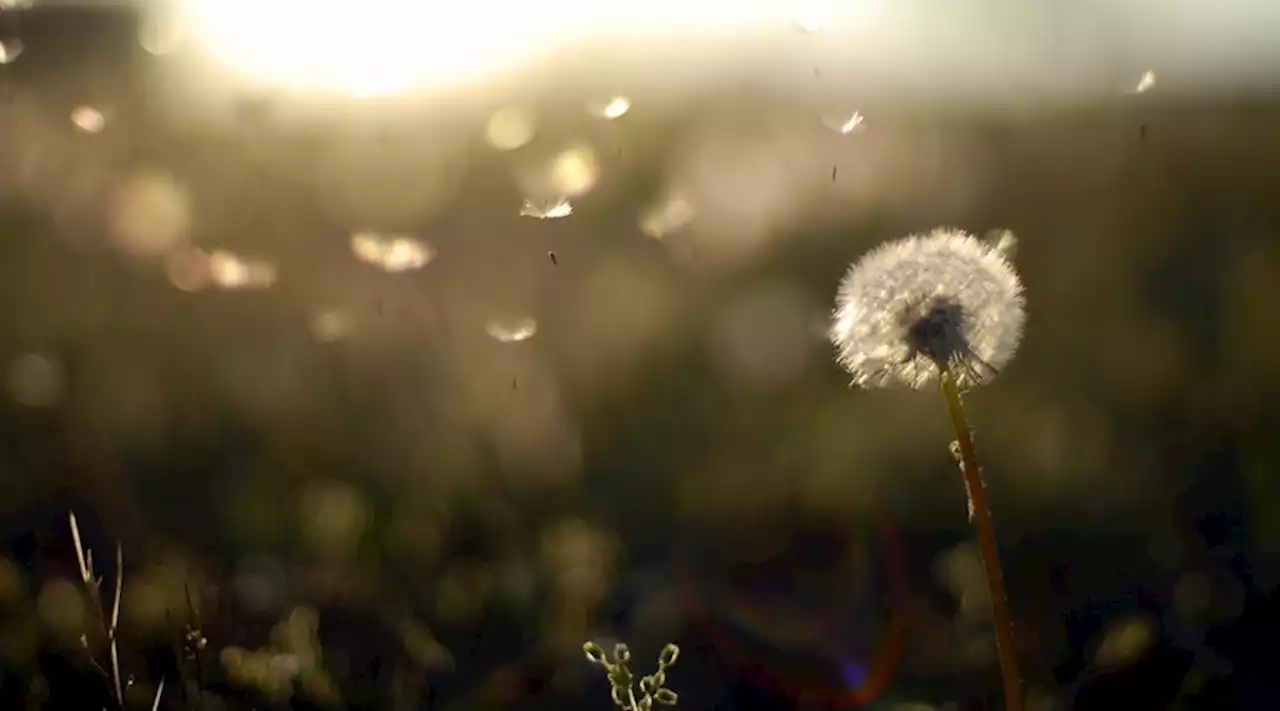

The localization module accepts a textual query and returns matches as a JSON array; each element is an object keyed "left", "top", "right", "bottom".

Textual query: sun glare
[{"left": 177, "top": 0, "right": 863, "bottom": 97}]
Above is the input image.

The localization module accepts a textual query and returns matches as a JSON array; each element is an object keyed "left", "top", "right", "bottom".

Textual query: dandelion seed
[
  {"left": 486, "top": 316, "right": 538, "bottom": 343},
  {"left": 521, "top": 198, "right": 573, "bottom": 220},
  {"left": 589, "top": 96, "right": 632, "bottom": 120},
  {"left": 837, "top": 112, "right": 865, "bottom": 135},
  {"left": 1134, "top": 70, "right": 1156, "bottom": 94},
  {"left": 984, "top": 229, "right": 1018, "bottom": 260},
  {"left": 0, "top": 39, "right": 23, "bottom": 65},
  {"left": 829, "top": 227, "right": 1025, "bottom": 391}
]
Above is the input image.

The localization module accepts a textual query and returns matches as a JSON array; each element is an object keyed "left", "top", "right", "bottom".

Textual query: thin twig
[
  {"left": 939, "top": 369, "right": 1024, "bottom": 711},
  {"left": 68, "top": 511, "right": 125, "bottom": 709}
]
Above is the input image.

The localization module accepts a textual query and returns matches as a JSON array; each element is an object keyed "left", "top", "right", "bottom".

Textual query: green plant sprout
[{"left": 583, "top": 640, "right": 680, "bottom": 711}]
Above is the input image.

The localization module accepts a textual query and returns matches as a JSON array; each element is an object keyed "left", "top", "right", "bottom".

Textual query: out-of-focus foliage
[{"left": 0, "top": 4, "right": 1278, "bottom": 711}]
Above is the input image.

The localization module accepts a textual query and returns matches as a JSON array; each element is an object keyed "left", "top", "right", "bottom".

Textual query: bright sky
[
  {"left": 174, "top": 0, "right": 868, "bottom": 97},
  {"left": 140, "top": 0, "right": 1280, "bottom": 100}
]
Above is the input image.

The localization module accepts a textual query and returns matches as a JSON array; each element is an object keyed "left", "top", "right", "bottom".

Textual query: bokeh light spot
[
  {"left": 7, "top": 353, "right": 65, "bottom": 408},
  {"left": 70, "top": 106, "right": 107, "bottom": 134},
  {"left": 208, "top": 249, "right": 277, "bottom": 290},
  {"left": 639, "top": 198, "right": 694, "bottom": 240},
  {"left": 108, "top": 170, "right": 191, "bottom": 259},
  {"left": 300, "top": 480, "right": 369, "bottom": 557},
  {"left": 165, "top": 246, "right": 213, "bottom": 292},
  {"left": 350, "top": 231, "right": 436, "bottom": 273},
  {"left": 486, "top": 106, "right": 537, "bottom": 151},
  {"left": 548, "top": 144, "right": 600, "bottom": 197},
  {"left": 139, "top": 6, "right": 188, "bottom": 55},
  {"left": 1095, "top": 615, "right": 1156, "bottom": 669},
  {"left": 311, "top": 310, "right": 353, "bottom": 343}
]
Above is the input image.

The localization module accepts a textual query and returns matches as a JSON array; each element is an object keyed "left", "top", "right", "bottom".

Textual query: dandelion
[
  {"left": 829, "top": 227, "right": 1027, "bottom": 711},
  {"left": 831, "top": 228, "right": 1025, "bottom": 390}
]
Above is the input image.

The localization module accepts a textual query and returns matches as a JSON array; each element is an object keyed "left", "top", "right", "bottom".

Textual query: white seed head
[{"left": 830, "top": 227, "right": 1026, "bottom": 390}]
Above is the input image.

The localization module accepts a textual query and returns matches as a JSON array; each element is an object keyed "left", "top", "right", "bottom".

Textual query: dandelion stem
[{"left": 939, "top": 368, "right": 1024, "bottom": 711}]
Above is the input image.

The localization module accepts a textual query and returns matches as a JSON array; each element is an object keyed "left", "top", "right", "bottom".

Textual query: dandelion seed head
[{"left": 830, "top": 227, "right": 1025, "bottom": 390}]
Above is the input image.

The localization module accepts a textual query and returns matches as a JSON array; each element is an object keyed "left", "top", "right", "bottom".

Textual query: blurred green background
[{"left": 1, "top": 2, "right": 1279, "bottom": 710}]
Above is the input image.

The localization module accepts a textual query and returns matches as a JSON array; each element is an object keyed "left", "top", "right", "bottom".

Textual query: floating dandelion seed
[
  {"left": 486, "top": 316, "right": 538, "bottom": 343},
  {"left": 0, "top": 38, "right": 24, "bottom": 64},
  {"left": 828, "top": 226, "right": 1027, "bottom": 711},
  {"left": 830, "top": 227, "right": 1025, "bottom": 391},
  {"left": 792, "top": 11, "right": 828, "bottom": 34},
  {"left": 837, "top": 112, "right": 865, "bottom": 135},
  {"left": 822, "top": 110, "right": 866, "bottom": 135},
  {"left": 521, "top": 198, "right": 573, "bottom": 220},
  {"left": 590, "top": 96, "right": 631, "bottom": 120},
  {"left": 985, "top": 228, "right": 1018, "bottom": 261},
  {"left": 1134, "top": 70, "right": 1156, "bottom": 94}
]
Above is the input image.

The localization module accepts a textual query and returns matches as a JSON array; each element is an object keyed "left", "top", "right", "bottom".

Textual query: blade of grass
[
  {"left": 150, "top": 678, "right": 165, "bottom": 711},
  {"left": 110, "top": 543, "right": 124, "bottom": 704},
  {"left": 68, "top": 511, "right": 125, "bottom": 709}
]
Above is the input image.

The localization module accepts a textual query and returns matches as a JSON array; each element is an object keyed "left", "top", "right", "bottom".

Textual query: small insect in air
[
  {"left": 548, "top": 250, "right": 558, "bottom": 265},
  {"left": 832, "top": 165, "right": 838, "bottom": 181},
  {"left": 521, "top": 198, "right": 573, "bottom": 220}
]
